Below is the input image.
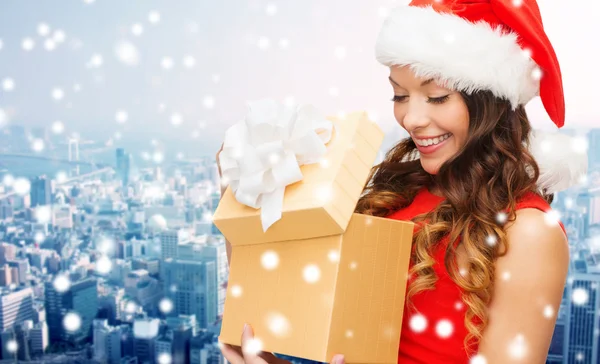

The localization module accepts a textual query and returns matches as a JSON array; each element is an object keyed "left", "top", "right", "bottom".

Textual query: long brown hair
[{"left": 354, "top": 90, "right": 553, "bottom": 356}]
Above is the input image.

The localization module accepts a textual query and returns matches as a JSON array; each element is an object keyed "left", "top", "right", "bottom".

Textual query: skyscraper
[
  {"left": 0, "top": 287, "right": 35, "bottom": 331},
  {"left": 161, "top": 259, "right": 217, "bottom": 328},
  {"left": 563, "top": 273, "right": 600, "bottom": 363},
  {"left": 30, "top": 176, "right": 51, "bottom": 207},
  {"left": 116, "top": 148, "right": 132, "bottom": 188},
  {"left": 44, "top": 277, "right": 99, "bottom": 344}
]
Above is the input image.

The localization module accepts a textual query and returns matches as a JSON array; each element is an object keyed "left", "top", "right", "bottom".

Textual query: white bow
[
  {"left": 528, "top": 129, "right": 588, "bottom": 194},
  {"left": 219, "top": 98, "right": 335, "bottom": 232}
]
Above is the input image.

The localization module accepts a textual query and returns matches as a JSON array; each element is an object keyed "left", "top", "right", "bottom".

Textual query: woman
[{"left": 219, "top": 0, "right": 586, "bottom": 363}]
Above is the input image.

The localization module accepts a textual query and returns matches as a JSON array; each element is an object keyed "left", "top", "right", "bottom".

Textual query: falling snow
[
  {"left": 261, "top": 250, "right": 279, "bottom": 270},
  {"left": 435, "top": 319, "right": 453, "bottom": 338},
  {"left": 242, "top": 337, "right": 263, "bottom": 355},
  {"left": 266, "top": 312, "right": 291, "bottom": 337},
  {"left": 303, "top": 264, "right": 321, "bottom": 283},
  {"left": 63, "top": 312, "right": 82, "bottom": 332},
  {"left": 53, "top": 274, "right": 72, "bottom": 293},
  {"left": 572, "top": 287, "right": 589, "bottom": 305},
  {"left": 470, "top": 354, "right": 487, "bottom": 364},
  {"left": 409, "top": 313, "right": 427, "bottom": 333},
  {"left": 5, "top": 339, "right": 18, "bottom": 353},
  {"left": 508, "top": 334, "right": 528, "bottom": 360},
  {"left": 2, "top": 78, "right": 15, "bottom": 92},
  {"left": 231, "top": 284, "right": 243, "bottom": 297},
  {"left": 157, "top": 353, "right": 172, "bottom": 364}
]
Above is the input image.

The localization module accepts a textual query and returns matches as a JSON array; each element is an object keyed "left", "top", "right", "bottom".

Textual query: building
[
  {"left": 44, "top": 277, "right": 98, "bottom": 344},
  {"left": 161, "top": 259, "right": 217, "bottom": 328},
  {"left": 0, "top": 287, "right": 35, "bottom": 331},
  {"left": 159, "top": 229, "right": 190, "bottom": 260},
  {"left": 93, "top": 319, "right": 122, "bottom": 363},
  {"left": 563, "top": 273, "right": 600, "bottom": 363},
  {"left": 30, "top": 176, "right": 52, "bottom": 207}
]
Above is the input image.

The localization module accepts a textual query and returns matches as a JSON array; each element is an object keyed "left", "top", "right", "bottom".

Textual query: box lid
[{"left": 213, "top": 111, "right": 384, "bottom": 246}]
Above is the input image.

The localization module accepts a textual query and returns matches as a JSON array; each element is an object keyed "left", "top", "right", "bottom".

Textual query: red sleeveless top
[{"left": 387, "top": 187, "right": 566, "bottom": 363}]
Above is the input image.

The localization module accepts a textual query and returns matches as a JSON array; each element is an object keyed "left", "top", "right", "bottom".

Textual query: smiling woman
[{"left": 352, "top": 0, "right": 585, "bottom": 363}]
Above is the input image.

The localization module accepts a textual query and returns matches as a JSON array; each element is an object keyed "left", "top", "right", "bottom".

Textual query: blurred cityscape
[{"left": 0, "top": 125, "right": 597, "bottom": 364}]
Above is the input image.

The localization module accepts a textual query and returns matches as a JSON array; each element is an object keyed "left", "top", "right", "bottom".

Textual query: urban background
[{"left": 0, "top": 0, "right": 598, "bottom": 363}]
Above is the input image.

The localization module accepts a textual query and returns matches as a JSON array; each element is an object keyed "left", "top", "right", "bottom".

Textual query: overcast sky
[{"left": 0, "top": 0, "right": 598, "bottom": 156}]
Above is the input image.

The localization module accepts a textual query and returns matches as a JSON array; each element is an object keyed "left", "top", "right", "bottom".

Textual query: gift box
[{"left": 213, "top": 100, "right": 415, "bottom": 363}]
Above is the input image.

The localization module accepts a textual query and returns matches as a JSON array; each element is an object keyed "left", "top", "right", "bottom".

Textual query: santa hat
[{"left": 375, "top": 0, "right": 588, "bottom": 194}]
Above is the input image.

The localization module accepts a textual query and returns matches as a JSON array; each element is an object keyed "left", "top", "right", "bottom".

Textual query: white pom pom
[{"left": 528, "top": 129, "right": 588, "bottom": 194}]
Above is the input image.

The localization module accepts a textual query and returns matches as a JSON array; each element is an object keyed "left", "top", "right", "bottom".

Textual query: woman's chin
[{"left": 420, "top": 160, "right": 442, "bottom": 175}]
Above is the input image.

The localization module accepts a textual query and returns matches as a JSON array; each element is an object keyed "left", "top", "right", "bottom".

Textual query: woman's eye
[
  {"left": 391, "top": 95, "right": 407, "bottom": 103},
  {"left": 428, "top": 95, "right": 450, "bottom": 104}
]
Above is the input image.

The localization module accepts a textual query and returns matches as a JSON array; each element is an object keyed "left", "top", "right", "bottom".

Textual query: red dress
[{"left": 387, "top": 187, "right": 567, "bottom": 363}]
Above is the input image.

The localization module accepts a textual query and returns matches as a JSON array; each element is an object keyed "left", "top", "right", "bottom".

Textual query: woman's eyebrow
[{"left": 388, "top": 76, "right": 434, "bottom": 87}]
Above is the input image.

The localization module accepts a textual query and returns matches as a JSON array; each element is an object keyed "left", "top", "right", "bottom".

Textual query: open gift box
[{"left": 213, "top": 104, "right": 415, "bottom": 363}]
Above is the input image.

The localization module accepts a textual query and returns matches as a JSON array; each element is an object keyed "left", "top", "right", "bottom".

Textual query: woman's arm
[{"left": 475, "top": 208, "right": 569, "bottom": 363}]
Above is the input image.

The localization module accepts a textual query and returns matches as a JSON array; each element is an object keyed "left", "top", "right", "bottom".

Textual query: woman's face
[{"left": 389, "top": 65, "right": 470, "bottom": 175}]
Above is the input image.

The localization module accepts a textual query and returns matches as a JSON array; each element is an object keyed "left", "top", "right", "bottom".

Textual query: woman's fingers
[
  {"left": 330, "top": 354, "right": 345, "bottom": 364},
  {"left": 216, "top": 143, "right": 224, "bottom": 177},
  {"left": 219, "top": 342, "right": 245, "bottom": 364},
  {"left": 240, "top": 324, "right": 290, "bottom": 364}
]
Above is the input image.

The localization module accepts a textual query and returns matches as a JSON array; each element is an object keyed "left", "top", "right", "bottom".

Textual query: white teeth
[{"left": 415, "top": 133, "right": 451, "bottom": 146}]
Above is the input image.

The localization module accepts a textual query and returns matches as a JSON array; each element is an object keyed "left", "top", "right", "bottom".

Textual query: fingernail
[
  {"left": 333, "top": 354, "right": 345, "bottom": 364},
  {"left": 243, "top": 323, "right": 248, "bottom": 331}
]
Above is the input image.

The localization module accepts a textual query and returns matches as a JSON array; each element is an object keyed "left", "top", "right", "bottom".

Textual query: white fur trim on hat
[
  {"left": 528, "top": 130, "right": 588, "bottom": 194},
  {"left": 375, "top": 5, "right": 540, "bottom": 108}
]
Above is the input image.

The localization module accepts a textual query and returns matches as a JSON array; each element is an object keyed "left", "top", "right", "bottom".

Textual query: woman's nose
[{"left": 401, "top": 101, "right": 431, "bottom": 130}]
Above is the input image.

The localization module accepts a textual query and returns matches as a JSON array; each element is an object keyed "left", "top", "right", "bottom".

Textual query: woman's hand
[
  {"left": 220, "top": 324, "right": 346, "bottom": 364},
  {"left": 216, "top": 142, "right": 226, "bottom": 199}
]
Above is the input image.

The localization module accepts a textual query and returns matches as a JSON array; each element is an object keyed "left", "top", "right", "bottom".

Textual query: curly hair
[{"left": 354, "top": 89, "right": 553, "bottom": 357}]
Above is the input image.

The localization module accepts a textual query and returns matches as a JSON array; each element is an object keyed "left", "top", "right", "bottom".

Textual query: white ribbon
[{"left": 219, "top": 98, "right": 335, "bottom": 232}]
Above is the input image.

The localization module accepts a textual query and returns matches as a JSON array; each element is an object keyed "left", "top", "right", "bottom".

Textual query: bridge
[
  {"left": 0, "top": 167, "right": 114, "bottom": 200},
  {"left": 0, "top": 152, "right": 109, "bottom": 168}
]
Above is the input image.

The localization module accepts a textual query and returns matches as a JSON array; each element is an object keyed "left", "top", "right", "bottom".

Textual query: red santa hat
[{"left": 375, "top": 0, "right": 588, "bottom": 193}]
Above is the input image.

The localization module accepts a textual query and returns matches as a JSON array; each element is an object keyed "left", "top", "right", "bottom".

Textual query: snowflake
[
  {"left": 508, "top": 334, "right": 528, "bottom": 359},
  {"left": 148, "top": 10, "right": 161, "bottom": 24},
  {"left": 266, "top": 312, "right": 291, "bottom": 337},
  {"left": 131, "top": 23, "right": 144, "bottom": 36},
  {"left": 242, "top": 338, "right": 263, "bottom": 355},
  {"left": 114, "top": 41, "right": 140, "bottom": 66},
  {"left": 279, "top": 38, "right": 290, "bottom": 50},
  {"left": 230, "top": 284, "right": 243, "bottom": 297},
  {"left": 409, "top": 313, "right": 427, "bottom": 333},
  {"left": 543, "top": 305, "right": 554, "bottom": 319},
  {"left": 435, "top": 319, "right": 453, "bottom": 338},
  {"left": 22, "top": 37, "right": 35, "bottom": 51},
  {"left": 258, "top": 36, "right": 270, "bottom": 50},
  {"left": 265, "top": 4, "right": 277, "bottom": 16},
  {"left": 2, "top": 78, "right": 15, "bottom": 92},
  {"left": 51, "top": 88, "right": 64, "bottom": 101},
  {"left": 183, "top": 55, "right": 196, "bottom": 68},
  {"left": 572, "top": 288, "right": 589, "bottom": 305},
  {"left": 115, "top": 110, "right": 128, "bottom": 123},
  {"left": 5, "top": 339, "right": 18, "bottom": 353},
  {"left": 334, "top": 46, "right": 347, "bottom": 60},
  {"left": 53, "top": 274, "right": 71, "bottom": 293},
  {"left": 52, "top": 121, "right": 65, "bottom": 134},
  {"left": 203, "top": 96, "right": 215, "bottom": 109},
  {"left": 63, "top": 312, "right": 82, "bottom": 332},
  {"left": 495, "top": 212, "right": 508, "bottom": 224},
  {"left": 44, "top": 39, "right": 56, "bottom": 51},
  {"left": 261, "top": 250, "right": 279, "bottom": 270},
  {"left": 303, "top": 264, "right": 321, "bottom": 283},
  {"left": 157, "top": 353, "right": 172, "bottom": 364},
  {"left": 470, "top": 354, "right": 487, "bottom": 364}
]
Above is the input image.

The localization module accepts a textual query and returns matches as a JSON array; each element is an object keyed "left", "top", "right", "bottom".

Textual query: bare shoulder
[{"left": 476, "top": 208, "right": 570, "bottom": 363}]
